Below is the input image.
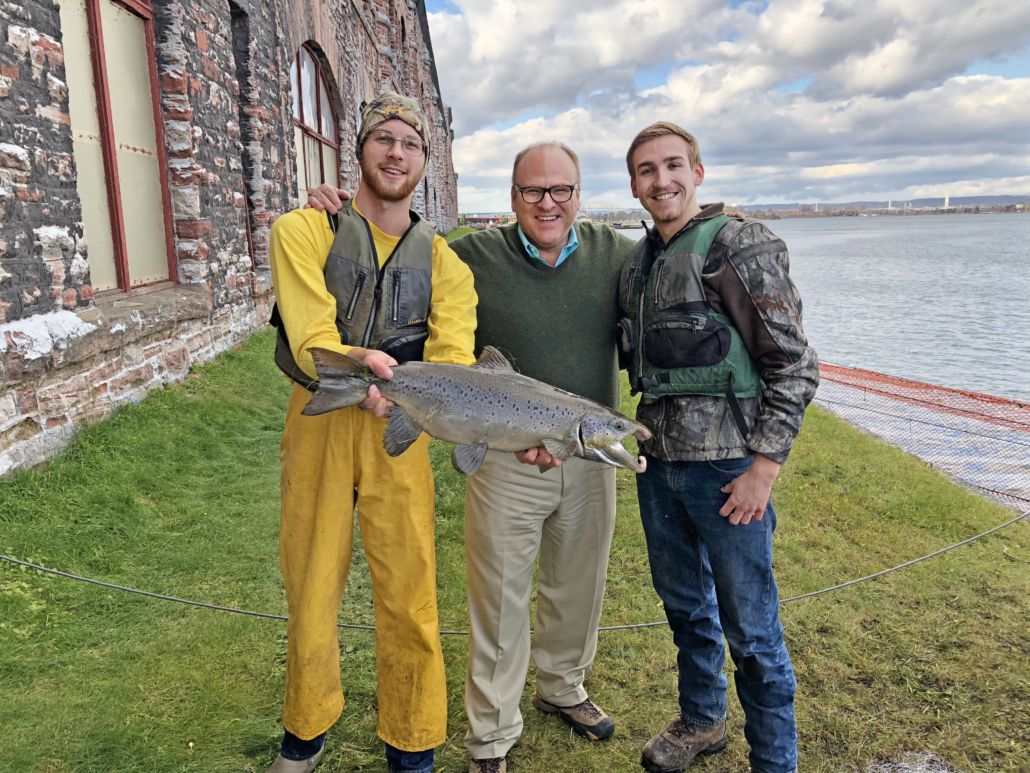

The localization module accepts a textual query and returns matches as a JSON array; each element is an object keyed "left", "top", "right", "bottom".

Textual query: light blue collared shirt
[{"left": 517, "top": 223, "right": 579, "bottom": 267}]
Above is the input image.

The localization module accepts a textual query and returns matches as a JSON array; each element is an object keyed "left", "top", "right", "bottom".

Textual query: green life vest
[
  {"left": 618, "top": 215, "right": 763, "bottom": 433},
  {"left": 270, "top": 203, "right": 435, "bottom": 390}
]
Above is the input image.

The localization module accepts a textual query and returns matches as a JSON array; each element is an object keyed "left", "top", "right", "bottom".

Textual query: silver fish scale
[{"left": 380, "top": 362, "right": 587, "bottom": 450}]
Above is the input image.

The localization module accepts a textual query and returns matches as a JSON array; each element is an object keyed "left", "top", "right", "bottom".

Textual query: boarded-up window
[
  {"left": 58, "top": 0, "right": 173, "bottom": 292},
  {"left": 290, "top": 46, "right": 339, "bottom": 194}
]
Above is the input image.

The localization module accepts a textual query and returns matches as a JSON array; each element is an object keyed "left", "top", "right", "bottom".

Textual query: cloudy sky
[{"left": 424, "top": 0, "right": 1030, "bottom": 212}]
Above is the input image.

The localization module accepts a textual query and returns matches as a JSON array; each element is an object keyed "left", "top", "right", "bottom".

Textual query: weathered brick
[
  {"left": 176, "top": 219, "right": 213, "bottom": 239},
  {"left": 109, "top": 363, "right": 154, "bottom": 395},
  {"left": 0, "top": 0, "right": 458, "bottom": 474},
  {"left": 0, "top": 391, "right": 19, "bottom": 425},
  {"left": 37, "top": 375, "right": 89, "bottom": 415},
  {"left": 16, "top": 386, "right": 37, "bottom": 415}
]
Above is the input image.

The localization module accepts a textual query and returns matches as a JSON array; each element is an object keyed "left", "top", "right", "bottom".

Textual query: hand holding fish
[
  {"left": 515, "top": 446, "right": 562, "bottom": 469},
  {"left": 302, "top": 346, "right": 650, "bottom": 476},
  {"left": 348, "top": 348, "right": 397, "bottom": 418}
]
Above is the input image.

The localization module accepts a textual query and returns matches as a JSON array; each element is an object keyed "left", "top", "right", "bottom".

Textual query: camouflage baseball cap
[{"left": 357, "top": 91, "right": 430, "bottom": 158}]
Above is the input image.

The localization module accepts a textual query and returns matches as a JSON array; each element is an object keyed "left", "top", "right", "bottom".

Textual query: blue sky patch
[
  {"left": 775, "top": 76, "right": 813, "bottom": 93},
  {"left": 965, "top": 47, "right": 1030, "bottom": 79}
]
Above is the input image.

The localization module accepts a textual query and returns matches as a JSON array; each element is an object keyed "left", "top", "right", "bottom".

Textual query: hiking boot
[
  {"left": 469, "top": 758, "right": 506, "bottom": 773},
  {"left": 265, "top": 746, "right": 326, "bottom": 772},
  {"left": 533, "top": 694, "right": 615, "bottom": 741},
  {"left": 640, "top": 717, "right": 727, "bottom": 773}
]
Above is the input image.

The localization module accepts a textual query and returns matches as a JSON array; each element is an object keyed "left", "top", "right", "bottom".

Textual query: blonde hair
[
  {"left": 511, "top": 141, "right": 581, "bottom": 184},
  {"left": 626, "top": 122, "right": 701, "bottom": 178}
]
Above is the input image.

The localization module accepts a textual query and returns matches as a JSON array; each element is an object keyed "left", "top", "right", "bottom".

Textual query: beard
[{"left": 359, "top": 154, "right": 423, "bottom": 203}]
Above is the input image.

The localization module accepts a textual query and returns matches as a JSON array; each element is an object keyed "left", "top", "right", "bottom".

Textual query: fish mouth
[{"left": 587, "top": 438, "right": 647, "bottom": 473}]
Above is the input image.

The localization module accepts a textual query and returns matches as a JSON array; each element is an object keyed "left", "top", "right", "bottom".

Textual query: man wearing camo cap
[{"left": 265, "top": 90, "right": 477, "bottom": 773}]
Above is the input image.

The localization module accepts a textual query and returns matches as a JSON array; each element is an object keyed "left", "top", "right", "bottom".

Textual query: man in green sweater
[
  {"left": 450, "top": 144, "right": 635, "bottom": 773},
  {"left": 306, "top": 142, "right": 635, "bottom": 773}
]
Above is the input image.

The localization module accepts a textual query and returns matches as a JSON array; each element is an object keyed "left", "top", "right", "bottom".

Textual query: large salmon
[{"left": 302, "top": 346, "right": 651, "bottom": 475}]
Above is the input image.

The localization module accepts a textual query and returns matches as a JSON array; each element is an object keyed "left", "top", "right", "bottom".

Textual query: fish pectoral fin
[
  {"left": 383, "top": 409, "right": 423, "bottom": 457},
  {"left": 451, "top": 442, "right": 489, "bottom": 475},
  {"left": 542, "top": 437, "right": 578, "bottom": 460},
  {"left": 471, "top": 346, "right": 514, "bottom": 371}
]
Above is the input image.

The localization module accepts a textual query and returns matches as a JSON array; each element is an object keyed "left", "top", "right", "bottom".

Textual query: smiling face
[
  {"left": 510, "top": 145, "right": 580, "bottom": 253},
  {"left": 358, "top": 118, "right": 426, "bottom": 203},
  {"left": 630, "top": 134, "right": 705, "bottom": 231}
]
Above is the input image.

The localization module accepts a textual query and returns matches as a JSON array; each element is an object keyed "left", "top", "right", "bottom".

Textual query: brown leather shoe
[
  {"left": 640, "top": 717, "right": 727, "bottom": 773},
  {"left": 469, "top": 758, "right": 505, "bottom": 773},
  {"left": 534, "top": 694, "right": 614, "bottom": 740}
]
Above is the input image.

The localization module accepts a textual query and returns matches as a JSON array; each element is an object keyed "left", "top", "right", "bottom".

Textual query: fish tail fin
[{"left": 301, "top": 347, "right": 376, "bottom": 416}]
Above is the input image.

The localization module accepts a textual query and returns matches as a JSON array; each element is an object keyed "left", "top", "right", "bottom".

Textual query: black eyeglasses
[
  {"left": 513, "top": 184, "right": 578, "bottom": 204},
  {"left": 368, "top": 130, "right": 425, "bottom": 156}
]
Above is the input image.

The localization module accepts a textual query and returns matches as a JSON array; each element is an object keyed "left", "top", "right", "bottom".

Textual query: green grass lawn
[
  {"left": 444, "top": 226, "right": 478, "bottom": 242},
  {"left": 1, "top": 331, "right": 1028, "bottom": 772}
]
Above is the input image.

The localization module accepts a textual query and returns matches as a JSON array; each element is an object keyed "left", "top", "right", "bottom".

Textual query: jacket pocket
[
  {"left": 644, "top": 316, "right": 730, "bottom": 369},
  {"left": 653, "top": 254, "right": 708, "bottom": 312},
  {"left": 380, "top": 330, "right": 429, "bottom": 365},
  {"left": 385, "top": 267, "right": 432, "bottom": 330},
  {"left": 617, "top": 317, "right": 634, "bottom": 370},
  {"left": 618, "top": 260, "right": 638, "bottom": 315}
]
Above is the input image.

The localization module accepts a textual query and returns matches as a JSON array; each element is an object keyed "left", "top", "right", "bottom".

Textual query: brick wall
[{"left": 0, "top": 0, "right": 458, "bottom": 475}]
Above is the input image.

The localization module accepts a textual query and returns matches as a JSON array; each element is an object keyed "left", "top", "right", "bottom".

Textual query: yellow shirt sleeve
[
  {"left": 269, "top": 206, "right": 477, "bottom": 379},
  {"left": 426, "top": 235, "right": 478, "bottom": 366},
  {"left": 269, "top": 208, "right": 348, "bottom": 381}
]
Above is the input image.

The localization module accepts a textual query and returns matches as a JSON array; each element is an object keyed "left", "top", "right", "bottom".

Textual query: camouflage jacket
[{"left": 635, "top": 204, "right": 819, "bottom": 464}]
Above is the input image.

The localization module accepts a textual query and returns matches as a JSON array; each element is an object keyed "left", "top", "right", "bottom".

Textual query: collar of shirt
[{"left": 517, "top": 222, "right": 579, "bottom": 267}]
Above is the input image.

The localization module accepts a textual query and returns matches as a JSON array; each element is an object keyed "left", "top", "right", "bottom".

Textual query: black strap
[
  {"left": 724, "top": 373, "right": 751, "bottom": 442},
  {"left": 640, "top": 373, "right": 671, "bottom": 392}
]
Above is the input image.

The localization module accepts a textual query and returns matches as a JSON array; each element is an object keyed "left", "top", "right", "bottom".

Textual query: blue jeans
[
  {"left": 637, "top": 453, "right": 797, "bottom": 773},
  {"left": 385, "top": 743, "right": 434, "bottom": 773}
]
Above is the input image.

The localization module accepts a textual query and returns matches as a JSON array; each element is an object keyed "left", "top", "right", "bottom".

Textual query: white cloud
[{"left": 429, "top": 0, "right": 1030, "bottom": 209}]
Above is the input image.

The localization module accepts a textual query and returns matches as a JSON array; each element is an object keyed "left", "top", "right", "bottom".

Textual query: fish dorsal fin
[
  {"left": 452, "top": 442, "right": 489, "bottom": 475},
  {"left": 542, "top": 437, "right": 579, "bottom": 460},
  {"left": 383, "top": 409, "right": 423, "bottom": 457},
  {"left": 472, "top": 346, "right": 513, "bottom": 371}
]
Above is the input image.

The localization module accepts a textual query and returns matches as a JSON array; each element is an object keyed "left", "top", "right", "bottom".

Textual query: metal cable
[{"left": 2, "top": 511, "right": 1026, "bottom": 635}]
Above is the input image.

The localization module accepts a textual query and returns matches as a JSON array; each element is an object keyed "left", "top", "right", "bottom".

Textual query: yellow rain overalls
[{"left": 269, "top": 206, "right": 477, "bottom": 749}]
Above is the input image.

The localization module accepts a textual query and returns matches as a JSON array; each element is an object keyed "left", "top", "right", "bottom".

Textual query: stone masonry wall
[{"left": 0, "top": 0, "right": 457, "bottom": 475}]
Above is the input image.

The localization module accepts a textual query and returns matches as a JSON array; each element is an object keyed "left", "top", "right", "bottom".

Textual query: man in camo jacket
[{"left": 617, "top": 122, "right": 818, "bottom": 773}]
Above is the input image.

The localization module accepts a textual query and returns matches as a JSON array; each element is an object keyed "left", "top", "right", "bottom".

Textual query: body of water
[{"left": 616, "top": 214, "right": 1030, "bottom": 401}]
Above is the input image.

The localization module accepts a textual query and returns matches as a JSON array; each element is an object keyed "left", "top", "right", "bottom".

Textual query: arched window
[{"left": 290, "top": 45, "right": 339, "bottom": 194}]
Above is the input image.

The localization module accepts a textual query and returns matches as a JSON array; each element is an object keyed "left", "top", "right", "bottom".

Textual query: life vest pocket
[
  {"left": 380, "top": 329, "right": 430, "bottom": 365},
  {"left": 385, "top": 267, "right": 432, "bottom": 329},
  {"left": 644, "top": 316, "right": 731, "bottom": 369},
  {"left": 617, "top": 318, "right": 634, "bottom": 370},
  {"left": 652, "top": 254, "right": 709, "bottom": 313},
  {"left": 618, "top": 260, "right": 638, "bottom": 315}
]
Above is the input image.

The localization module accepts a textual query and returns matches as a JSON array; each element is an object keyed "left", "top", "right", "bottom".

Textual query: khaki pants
[
  {"left": 463, "top": 450, "right": 616, "bottom": 759},
  {"left": 279, "top": 383, "right": 447, "bottom": 751}
]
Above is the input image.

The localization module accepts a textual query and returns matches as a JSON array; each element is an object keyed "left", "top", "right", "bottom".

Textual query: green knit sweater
[{"left": 450, "top": 222, "right": 637, "bottom": 409}]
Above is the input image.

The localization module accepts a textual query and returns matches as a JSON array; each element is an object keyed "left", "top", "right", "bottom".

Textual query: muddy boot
[
  {"left": 533, "top": 694, "right": 615, "bottom": 741},
  {"left": 468, "top": 758, "right": 505, "bottom": 773},
  {"left": 640, "top": 717, "right": 727, "bottom": 773}
]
